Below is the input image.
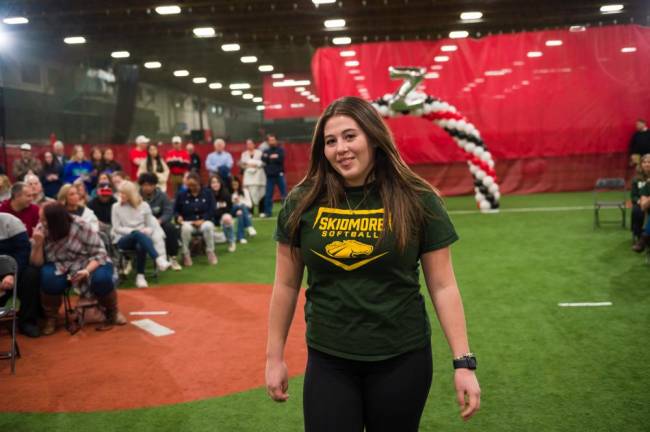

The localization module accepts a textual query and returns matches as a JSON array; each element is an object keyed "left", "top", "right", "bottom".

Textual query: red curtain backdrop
[
  {"left": 311, "top": 24, "right": 650, "bottom": 165},
  {"left": 262, "top": 74, "right": 321, "bottom": 120}
]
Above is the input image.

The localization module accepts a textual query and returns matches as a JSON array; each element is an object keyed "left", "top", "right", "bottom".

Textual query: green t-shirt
[{"left": 275, "top": 184, "right": 458, "bottom": 361}]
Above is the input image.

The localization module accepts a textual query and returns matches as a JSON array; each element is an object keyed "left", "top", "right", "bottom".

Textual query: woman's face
[
  {"left": 119, "top": 191, "right": 128, "bottom": 203},
  {"left": 246, "top": 140, "right": 255, "bottom": 151},
  {"left": 210, "top": 177, "right": 222, "bottom": 192},
  {"left": 91, "top": 149, "right": 102, "bottom": 161},
  {"left": 104, "top": 149, "right": 114, "bottom": 161},
  {"left": 642, "top": 158, "right": 650, "bottom": 174},
  {"left": 44, "top": 152, "right": 53, "bottom": 164},
  {"left": 323, "top": 115, "right": 375, "bottom": 187},
  {"left": 98, "top": 173, "right": 110, "bottom": 184},
  {"left": 75, "top": 148, "right": 85, "bottom": 161},
  {"left": 66, "top": 187, "right": 80, "bottom": 207},
  {"left": 187, "top": 179, "right": 200, "bottom": 194},
  {"left": 232, "top": 179, "right": 240, "bottom": 191},
  {"left": 148, "top": 145, "right": 159, "bottom": 158}
]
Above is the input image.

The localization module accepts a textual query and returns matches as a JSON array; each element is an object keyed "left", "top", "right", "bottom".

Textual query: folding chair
[
  {"left": 593, "top": 178, "right": 626, "bottom": 229},
  {"left": 62, "top": 288, "right": 104, "bottom": 335},
  {"left": 0, "top": 255, "right": 20, "bottom": 374}
]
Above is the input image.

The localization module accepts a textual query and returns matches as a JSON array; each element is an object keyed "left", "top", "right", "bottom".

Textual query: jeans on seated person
[
  {"left": 160, "top": 221, "right": 180, "bottom": 257},
  {"left": 180, "top": 220, "right": 215, "bottom": 256},
  {"left": 40, "top": 262, "right": 115, "bottom": 297},
  {"left": 232, "top": 204, "right": 253, "bottom": 241},
  {"left": 116, "top": 231, "right": 159, "bottom": 274}
]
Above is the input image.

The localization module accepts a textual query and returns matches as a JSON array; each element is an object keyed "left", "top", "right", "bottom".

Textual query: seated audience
[
  {"left": 174, "top": 172, "right": 217, "bottom": 266},
  {"left": 110, "top": 171, "right": 128, "bottom": 194},
  {"left": 138, "top": 173, "right": 182, "bottom": 271},
  {"left": 0, "top": 182, "right": 39, "bottom": 236},
  {"left": 63, "top": 145, "right": 93, "bottom": 192},
  {"left": 57, "top": 183, "right": 99, "bottom": 232},
  {"left": 209, "top": 175, "right": 236, "bottom": 252},
  {"left": 632, "top": 154, "right": 650, "bottom": 252},
  {"left": 101, "top": 148, "right": 123, "bottom": 174},
  {"left": 230, "top": 176, "right": 257, "bottom": 243},
  {"left": 88, "top": 177, "right": 117, "bottom": 235},
  {"left": 72, "top": 178, "right": 90, "bottom": 206},
  {"left": 0, "top": 212, "right": 41, "bottom": 337},
  {"left": 53, "top": 140, "right": 68, "bottom": 166},
  {"left": 0, "top": 175, "right": 11, "bottom": 201},
  {"left": 24, "top": 174, "right": 54, "bottom": 207},
  {"left": 40, "top": 151, "right": 64, "bottom": 198},
  {"left": 30, "top": 202, "right": 126, "bottom": 335},
  {"left": 111, "top": 181, "right": 171, "bottom": 288},
  {"left": 12, "top": 143, "right": 42, "bottom": 182},
  {"left": 89, "top": 146, "right": 104, "bottom": 189},
  {"left": 138, "top": 143, "right": 170, "bottom": 192}
]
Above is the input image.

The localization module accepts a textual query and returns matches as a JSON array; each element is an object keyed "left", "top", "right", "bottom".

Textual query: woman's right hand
[
  {"left": 32, "top": 224, "right": 45, "bottom": 245},
  {"left": 265, "top": 358, "right": 289, "bottom": 402},
  {"left": 139, "top": 227, "right": 153, "bottom": 236}
]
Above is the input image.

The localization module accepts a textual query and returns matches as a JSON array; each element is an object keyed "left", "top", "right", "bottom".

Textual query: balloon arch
[{"left": 370, "top": 67, "right": 501, "bottom": 211}]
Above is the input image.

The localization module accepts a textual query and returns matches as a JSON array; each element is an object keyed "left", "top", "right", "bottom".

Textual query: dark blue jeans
[
  {"left": 232, "top": 204, "right": 253, "bottom": 241},
  {"left": 117, "top": 231, "right": 158, "bottom": 274},
  {"left": 41, "top": 262, "right": 114, "bottom": 297},
  {"left": 264, "top": 174, "right": 287, "bottom": 216}
]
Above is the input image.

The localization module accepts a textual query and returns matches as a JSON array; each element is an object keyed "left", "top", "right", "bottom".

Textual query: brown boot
[
  {"left": 632, "top": 234, "right": 648, "bottom": 253},
  {"left": 40, "top": 293, "right": 62, "bottom": 336},
  {"left": 95, "top": 290, "right": 127, "bottom": 331}
]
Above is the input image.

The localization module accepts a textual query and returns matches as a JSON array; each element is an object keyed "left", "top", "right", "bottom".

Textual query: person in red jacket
[
  {"left": 129, "top": 135, "right": 149, "bottom": 179},
  {"left": 0, "top": 182, "right": 40, "bottom": 237},
  {"left": 165, "top": 136, "right": 190, "bottom": 195}
]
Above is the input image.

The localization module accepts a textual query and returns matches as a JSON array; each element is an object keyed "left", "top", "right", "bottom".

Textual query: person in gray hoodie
[{"left": 138, "top": 173, "right": 182, "bottom": 271}]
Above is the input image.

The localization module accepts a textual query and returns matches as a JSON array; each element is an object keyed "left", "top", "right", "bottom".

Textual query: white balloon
[
  {"left": 488, "top": 183, "right": 499, "bottom": 194},
  {"left": 483, "top": 176, "right": 495, "bottom": 187},
  {"left": 487, "top": 159, "right": 495, "bottom": 168},
  {"left": 475, "top": 170, "right": 486, "bottom": 181},
  {"left": 466, "top": 143, "right": 476, "bottom": 153},
  {"left": 494, "top": 191, "right": 501, "bottom": 201},
  {"left": 480, "top": 151, "right": 491, "bottom": 162},
  {"left": 469, "top": 164, "right": 478, "bottom": 174},
  {"left": 475, "top": 193, "right": 484, "bottom": 202},
  {"left": 480, "top": 200, "right": 491, "bottom": 210},
  {"left": 474, "top": 147, "right": 485, "bottom": 157}
]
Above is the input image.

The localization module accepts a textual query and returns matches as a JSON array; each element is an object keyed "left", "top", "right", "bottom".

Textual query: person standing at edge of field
[
  {"left": 629, "top": 119, "right": 650, "bottom": 167},
  {"left": 239, "top": 138, "right": 267, "bottom": 216},
  {"left": 186, "top": 143, "right": 201, "bottom": 175},
  {"left": 261, "top": 134, "right": 286, "bottom": 217},
  {"left": 265, "top": 97, "right": 480, "bottom": 431},
  {"left": 165, "top": 136, "right": 191, "bottom": 195},
  {"left": 632, "top": 154, "right": 650, "bottom": 252}
]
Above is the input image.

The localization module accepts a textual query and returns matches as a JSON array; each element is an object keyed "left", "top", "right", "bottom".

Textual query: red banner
[{"left": 312, "top": 25, "right": 650, "bottom": 164}]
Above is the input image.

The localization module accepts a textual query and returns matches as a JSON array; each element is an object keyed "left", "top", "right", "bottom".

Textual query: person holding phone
[
  {"left": 30, "top": 202, "right": 126, "bottom": 335},
  {"left": 266, "top": 97, "right": 480, "bottom": 431}
]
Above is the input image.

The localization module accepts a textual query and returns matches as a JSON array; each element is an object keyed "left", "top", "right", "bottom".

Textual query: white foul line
[
  {"left": 131, "top": 319, "right": 175, "bottom": 336},
  {"left": 558, "top": 302, "right": 613, "bottom": 307},
  {"left": 449, "top": 206, "right": 591, "bottom": 215},
  {"left": 129, "top": 311, "right": 169, "bottom": 316}
]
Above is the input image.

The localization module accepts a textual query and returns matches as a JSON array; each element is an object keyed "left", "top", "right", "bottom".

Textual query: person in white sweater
[
  {"left": 57, "top": 183, "right": 99, "bottom": 232},
  {"left": 137, "top": 144, "right": 170, "bottom": 192},
  {"left": 238, "top": 139, "right": 266, "bottom": 216},
  {"left": 230, "top": 176, "right": 257, "bottom": 243},
  {"left": 111, "top": 181, "right": 170, "bottom": 288}
]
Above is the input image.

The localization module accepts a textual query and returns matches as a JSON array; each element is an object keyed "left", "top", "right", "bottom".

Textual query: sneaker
[
  {"left": 259, "top": 213, "right": 267, "bottom": 218},
  {"left": 247, "top": 226, "right": 257, "bottom": 237},
  {"left": 183, "top": 254, "right": 193, "bottom": 267},
  {"left": 170, "top": 257, "right": 182, "bottom": 271},
  {"left": 207, "top": 251, "right": 218, "bottom": 265},
  {"left": 239, "top": 238, "right": 248, "bottom": 244},
  {"left": 156, "top": 256, "right": 171, "bottom": 272},
  {"left": 135, "top": 274, "right": 148, "bottom": 288},
  {"left": 228, "top": 242, "right": 236, "bottom": 252},
  {"left": 123, "top": 259, "right": 133, "bottom": 276}
]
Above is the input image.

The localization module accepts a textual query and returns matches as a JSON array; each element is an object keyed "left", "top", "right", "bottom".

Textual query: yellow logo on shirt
[{"left": 310, "top": 207, "right": 388, "bottom": 271}]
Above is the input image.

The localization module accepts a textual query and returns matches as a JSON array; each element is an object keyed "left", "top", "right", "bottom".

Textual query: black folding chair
[
  {"left": 593, "top": 178, "right": 626, "bottom": 229},
  {"left": 0, "top": 256, "right": 20, "bottom": 374}
]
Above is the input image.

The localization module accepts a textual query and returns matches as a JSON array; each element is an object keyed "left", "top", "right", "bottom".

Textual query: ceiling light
[
  {"left": 231, "top": 90, "right": 243, "bottom": 96},
  {"left": 621, "top": 47, "right": 637, "bottom": 53},
  {"left": 173, "top": 69, "right": 190, "bottom": 77},
  {"left": 209, "top": 82, "right": 223, "bottom": 89},
  {"left": 545, "top": 40, "right": 563, "bottom": 47},
  {"left": 434, "top": 55, "right": 449, "bottom": 62},
  {"left": 272, "top": 79, "right": 311, "bottom": 87},
  {"left": 256, "top": 105, "right": 266, "bottom": 111},
  {"left": 221, "top": 43, "right": 241, "bottom": 52},
  {"left": 527, "top": 51, "right": 543, "bottom": 58},
  {"left": 193, "top": 27, "right": 216, "bottom": 38},
  {"left": 271, "top": 73, "right": 284, "bottom": 79},
  {"left": 253, "top": 97, "right": 263, "bottom": 103},
  {"left": 3, "top": 17, "right": 29, "bottom": 25},
  {"left": 64, "top": 36, "right": 86, "bottom": 45},
  {"left": 324, "top": 19, "right": 346, "bottom": 29},
  {"left": 192, "top": 77, "right": 207, "bottom": 84},
  {"left": 313, "top": 0, "right": 336, "bottom": 4},
  {"left": 332, "top": 37, "right": 352, "bottom": 45},
  {"left": 240, "top": 56, "right": 258, "bottom": 63},
  {"left": 600, "top": 4, "right": 623, "bottom": 13},
  {"left": 449, "top": 31, "right": 469, "bottom": 39},
  {"left": 460, "top": 11, "right": 483, "bottom": 21},
  {"left": 340, "top": 50, "right": 356, "bottom": 57},
  {"left": 441, "top": 45, "right": 458, "bottom": 52},
  {"left": 111, "top": 51, "right": 130, "bottom": 59},
  {"left": 345, "top": 60, "right": 360, "bottom": 67},
  {"left": 243, "top": 93, "right": 254, "bottom": 99},
  {"left": 258, "top": 65, "right": 274, "bottom": 72},
  {"left": 569, "top": 25, "right": 586, "bottom": 32},
  {"left": 155, "top": 5, "right": 181, "bottom": 15},
  {"left": 229, "top": 83, "right": 251, "bottom": 90},
  {"left": 144, "top": 61, "right": 162, "bottom": 69}
]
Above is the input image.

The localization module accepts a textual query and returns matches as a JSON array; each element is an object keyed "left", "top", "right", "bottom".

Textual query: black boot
[
  {"left": 632, "top": 234, "right": 648, "bottom": 253},
  {"left": 95, "top": 290, "right": 127, "bottom": 331}
]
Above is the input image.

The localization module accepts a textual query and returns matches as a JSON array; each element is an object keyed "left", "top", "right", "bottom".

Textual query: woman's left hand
[
  {"left": 0, "top": 275, "right": 14, "bottom": 290},
  {"left": 70, "top": 269, "right": 90, "bottom": 284},
  {"left": 454, "top": 369, "right": 481, "bottom": 421}
]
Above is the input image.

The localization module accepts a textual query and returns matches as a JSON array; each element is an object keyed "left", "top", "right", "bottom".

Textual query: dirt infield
[{"left": 0, "top": 283, "right": 307, "bottom": 413}]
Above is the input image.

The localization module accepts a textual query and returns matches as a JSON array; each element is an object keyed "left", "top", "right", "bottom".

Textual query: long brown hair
[
  {"left": 43, "top": 202, "right": 73, "bottom": 241},
  {"left": 286, "top": 96, "right": 437, "bottom": 252},
  {"left": 637, "top": 154, "right": 650, "bottom": 181}
]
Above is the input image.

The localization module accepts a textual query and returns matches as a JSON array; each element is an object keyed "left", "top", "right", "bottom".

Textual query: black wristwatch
[{"left": 453, "top": 353, "right": 477, "bottom": 370}]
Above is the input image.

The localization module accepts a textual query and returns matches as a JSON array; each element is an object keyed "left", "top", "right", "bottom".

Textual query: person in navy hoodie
[{"left": 261, "top": 134, "right": 287, "bottom": 217}]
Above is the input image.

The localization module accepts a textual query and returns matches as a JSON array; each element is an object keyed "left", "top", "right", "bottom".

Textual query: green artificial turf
[{"left": 2, "top": 192, "right": 648, "bottom": 431}]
